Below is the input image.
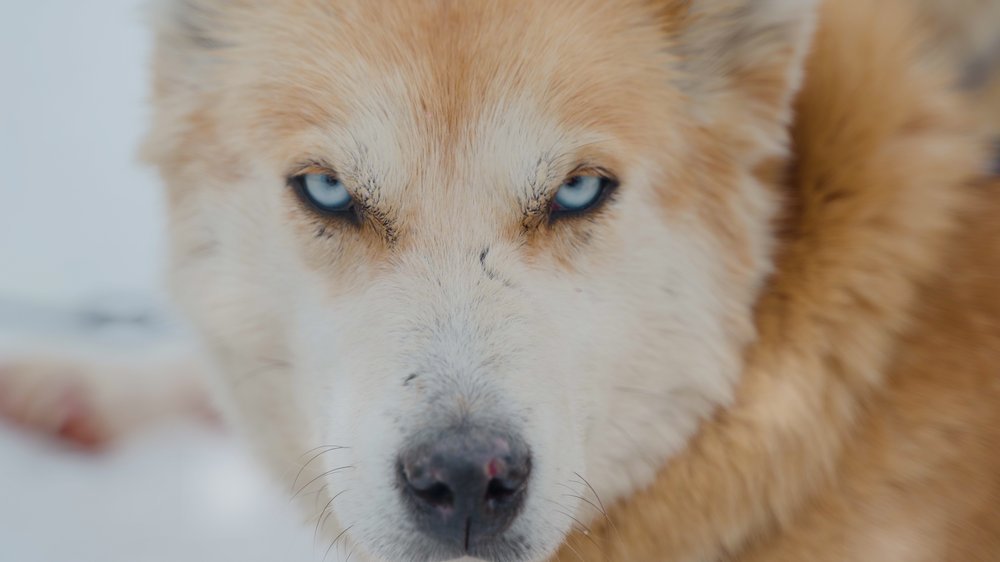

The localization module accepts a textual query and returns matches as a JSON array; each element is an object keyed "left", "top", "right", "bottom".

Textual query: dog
[{"left": 2, "top": 0, "right": 999, "bottom": 560}]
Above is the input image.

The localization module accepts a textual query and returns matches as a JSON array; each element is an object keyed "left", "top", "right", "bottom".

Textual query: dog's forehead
[{"left": 242, "top": 0, "right": 674, "bottom": 187}]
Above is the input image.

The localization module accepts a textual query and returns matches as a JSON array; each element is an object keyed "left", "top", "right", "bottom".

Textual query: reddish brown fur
[{"left": 558, "top": 0, "right": 1000, "bottom": 560}]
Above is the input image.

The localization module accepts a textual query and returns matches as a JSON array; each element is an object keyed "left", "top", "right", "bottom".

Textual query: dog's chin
[{"left": 367, "top": 530, "right": 545, "bottom": 562}]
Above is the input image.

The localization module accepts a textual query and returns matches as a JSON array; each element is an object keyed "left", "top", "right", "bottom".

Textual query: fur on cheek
[{"left": 559, "top": 0, "right": 995, "bottom": 560}]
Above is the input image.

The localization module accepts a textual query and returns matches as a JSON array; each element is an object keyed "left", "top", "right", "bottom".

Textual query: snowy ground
[
  {"left": 0, "top": 301, "right": 321, "bottom": 562},
  {"left": 0, "top": 2, "right": 322, "bottom": 561},
  {"left": 0, "top": 419, "right": 316, "bottom": 562}
]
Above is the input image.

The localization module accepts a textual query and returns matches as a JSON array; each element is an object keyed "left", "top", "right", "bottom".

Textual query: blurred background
[{"left": 0, "top": 1, "right": 315, "bottom": 560}]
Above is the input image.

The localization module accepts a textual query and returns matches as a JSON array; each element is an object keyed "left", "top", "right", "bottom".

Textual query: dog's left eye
[
  {"left": 551, "top": 175, "right": 612, "bottom": 215},
  {"left": 293, "top": 173, "right": 354, "bottom": 213}
]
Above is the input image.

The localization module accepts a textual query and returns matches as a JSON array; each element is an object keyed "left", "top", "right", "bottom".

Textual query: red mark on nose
[{"left": 487, "top": 459, "right": 501, "bottom": 478}]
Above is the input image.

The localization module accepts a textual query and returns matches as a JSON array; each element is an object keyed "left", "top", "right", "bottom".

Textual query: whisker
[
  {"left": 294, "top": 465, "right": 355, "bottom": 499},
  {"left": 323, "top": 524, "right": 354, "bottom": 562},
  {"left": 572, "top": 472, "right": 605, "bottom": 513},
  {"left": 291, "top": 445, "right": 349, "bottom": 492},
  {"left": 543, "top": 498, "right": 604, "bottom": 555},
  {"left": 298, "top": 444, "right": 352, "bottom": 458},
  {"left": 539, "top": 517, "right": 576, "bottom": 562},
  {"left": 540, "top": 498, "right": 593, "bottom": 534},
  {"left": 572, "top": 472, "right": 622, "bottom": 547},
  {"left": 557, "top": 509, "right": 593, "bottom": 536},
  {"left": 310, "top": 483, "right": 331, "bottom": 512},
  {"left": 555, "top": 528, "right": 585, "bottom": 562},
  {"left": 560, "top": 493, "right": 605, "bottom": 522},
  {"left": 314, "top": 489, "right": 350, "bottom": 545}
]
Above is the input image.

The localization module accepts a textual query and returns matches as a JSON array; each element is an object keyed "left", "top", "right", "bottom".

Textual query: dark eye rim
[
  {"left": 549, "top": 173, "right": 619, "bottom": 220},
  {"left": 288, "top": 170, "right": 361, "bottom": 222}
]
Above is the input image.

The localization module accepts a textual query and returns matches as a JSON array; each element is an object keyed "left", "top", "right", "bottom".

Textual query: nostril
[
  {"left": 484, "top": 477, "right": 518, "bottom": 505},
  {"left": 412, "top": 481, "right": 454, "bottom": 509}
]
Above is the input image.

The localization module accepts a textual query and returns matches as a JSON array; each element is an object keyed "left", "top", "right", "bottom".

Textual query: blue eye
[
  {"left": 295, "top": 173, "right": 353, "bottom": 213},
  {"left": 552, "top": 175, "right": 611, "bottom": 214}
]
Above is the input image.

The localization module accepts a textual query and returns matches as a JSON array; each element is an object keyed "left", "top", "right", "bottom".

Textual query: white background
[
  {"left": 0, "top": 2, "right": 319, "bottom": 560},
  {"left": 0, "top": 0, "right": 166, "bottom": 304}
]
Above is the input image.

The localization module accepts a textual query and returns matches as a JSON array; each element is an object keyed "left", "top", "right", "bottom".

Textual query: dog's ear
[
  {"left": 150, "top": 0, "right": 241, "bottom": 51},
  {"left": 656, "top": 0, "right": 820, "bottom": 153},
  {"left": 142, "top": 0, "right": 248, "bottom": 167},
  {"left": 146, "top": 0, "right": 249, "bottom": 92}
]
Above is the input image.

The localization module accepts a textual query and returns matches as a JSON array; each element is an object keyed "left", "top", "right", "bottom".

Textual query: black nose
[{"left": 398, "top": 426, "right": 531, "bottom": 551}]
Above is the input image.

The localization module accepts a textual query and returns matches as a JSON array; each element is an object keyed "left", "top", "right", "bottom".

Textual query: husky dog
[{"left": 3, "top": 0, "right": 999, "bottom": 560}]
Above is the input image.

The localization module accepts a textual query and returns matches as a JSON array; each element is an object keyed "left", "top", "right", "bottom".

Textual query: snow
[
  {"left": 0, "top": 423, "right": 316, "bottom": 562},
  {"left": 0, "top": 0, "right": 165, "bottom": 304},
  {"left": 0, "top": 2, "right": 321, "bottom": 560}
]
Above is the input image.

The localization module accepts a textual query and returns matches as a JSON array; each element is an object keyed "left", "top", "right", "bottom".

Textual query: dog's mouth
[{"left": 396, "top": 530, "right": 536, "bottom": 562}]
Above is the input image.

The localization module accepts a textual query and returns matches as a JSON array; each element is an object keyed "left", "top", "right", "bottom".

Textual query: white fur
[{"left": 163, "top": 88, "right": 772, "bottom": 560}]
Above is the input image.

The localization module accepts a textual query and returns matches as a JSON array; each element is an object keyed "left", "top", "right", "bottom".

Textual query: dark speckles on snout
[
  {"left": 478, "top": 247, "right": 516, "bottom": 288},
  {"left": 479, "top": 247, "right": 493, "bottom": 278}
]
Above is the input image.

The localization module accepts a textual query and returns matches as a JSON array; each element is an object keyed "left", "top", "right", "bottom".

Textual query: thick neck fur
[{"left": 559, "top": 0, "right": 993, "bottom": 560}]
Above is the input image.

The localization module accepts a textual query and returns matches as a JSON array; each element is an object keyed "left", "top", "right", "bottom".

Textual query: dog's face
[{"left": 146, "top": 0, "right": 815, "bottom": 560}]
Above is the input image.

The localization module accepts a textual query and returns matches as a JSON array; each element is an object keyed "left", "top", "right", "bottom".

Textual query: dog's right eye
[{"left": 292, "top": 173, "right": 354, "bottom": 214}]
